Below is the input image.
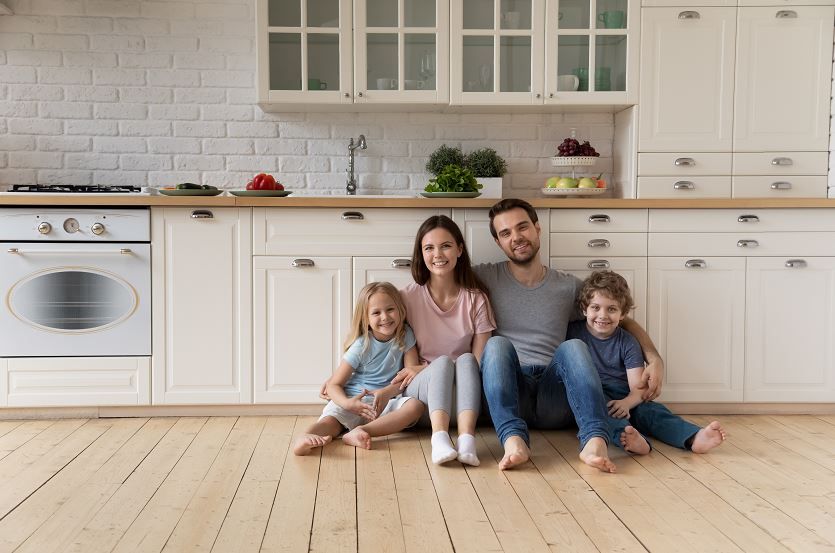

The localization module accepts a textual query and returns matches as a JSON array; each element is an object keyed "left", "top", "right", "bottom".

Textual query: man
[{"left": 474, "top": 199, "right": 664, "bottom": 472}]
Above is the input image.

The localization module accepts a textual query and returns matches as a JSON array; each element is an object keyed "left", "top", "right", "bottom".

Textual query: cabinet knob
[
  {"left": 737, "top": 239, "right": 759, "bottom": 248},
  {"left": 587, "top": 239, "right": 610, "bottom": 248},
  {"left": 292, "top": 258, "right": 315, "bottom": 268},
  {"left": 357, "top": 91, "right": 364, "bottom": 97},
  {"left": 344, "top": 92, "right": 350, "bottom": 98},
  {"left": 785, "top": 259, "right": 807, "bottom": 268},
  {"left": 341, "top": 211, "right": 364, "bottom": 220},
  {"left": 776, "top": 10, "right": 797, "bottom": 18},
  {"left": 91, "top": 222, "right": 105, "bottom": 235},
  {"left": 771, "top": 157, "right": 793, "bottom": 166},
  {"left": 587, "top": 260, "right": 610, "bottom": 269},
  {"left": 673, "top": 181, "right": 695, "bottom": 190},
  {"left": 770, "top": 181, "right": 792, "bottom": 190},
  {"left": 737, "top": 214, "right": 760, "bottom": 223},
  {"left": 391, "top": 258, "right": 411, "bottom": 268},
  {"left": 678, "top": 10, "right": 700, "bottom": 19},
  {"left": 685, "top": 259, "right": 707, "bottom": 269},
  {"left": 191, "top": 210, "right": 213, "bottom": 219},
  {"left": 549, "top": 93, "right": 554, "bottom": 98},
  {"left": 588, "top": 214, "right": 611, "bottom": 223},
  {"left": 37, "top": 222, "right": 52, "bottom": 234},
  {"left": 674, "top": 157, "right": 695, "bottom": 167},
  {"left": 536, "top": 93, "right": 541, "bottom": 98}
]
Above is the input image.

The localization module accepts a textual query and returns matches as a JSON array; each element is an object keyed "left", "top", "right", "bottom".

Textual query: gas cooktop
[{"left": 4, "top": 184, "right": 154, "bottom": 194}]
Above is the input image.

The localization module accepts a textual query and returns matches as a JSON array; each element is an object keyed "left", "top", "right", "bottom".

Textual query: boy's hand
[
  {"left": 607, "top": 398, "right": 632, "bottom": 419},
  {"left": 346, "top": 389, "right": 376, "bottom": 421},
  {"left": 392, "top": 365, "right": 424, "bottom": 390}
]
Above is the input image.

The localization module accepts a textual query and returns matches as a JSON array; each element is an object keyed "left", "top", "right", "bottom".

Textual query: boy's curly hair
[{"left": 578, "top": 270, "right": 635, "bottom": 315}]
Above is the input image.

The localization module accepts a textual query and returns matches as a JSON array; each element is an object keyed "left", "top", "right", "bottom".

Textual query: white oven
[{"left": 0, "top": 208, "right": 151, "bottom": 357}]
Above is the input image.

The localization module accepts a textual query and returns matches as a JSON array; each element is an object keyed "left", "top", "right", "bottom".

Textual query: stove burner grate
[{"left": 10, "top": 184, "right": 143, "bottom": 194}]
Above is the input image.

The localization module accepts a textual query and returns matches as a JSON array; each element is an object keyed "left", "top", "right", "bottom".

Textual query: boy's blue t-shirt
[
  {"left": 566, "top": 320, "right": 645, "bottom": 386},
  {"left": 342, "top": 325, "right": 416, "bottom": 396}
]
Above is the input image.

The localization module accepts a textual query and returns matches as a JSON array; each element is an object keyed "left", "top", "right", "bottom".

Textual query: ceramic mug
[
  {"left": 598, "top": 10, "right": 625, "bottom": 28},
  {"left": 557, "top": 74, "right": 580, "bottom": 91},
  {"left": 307, "top": 78, "right": 328, "bottom": 90},
  {"left": 376, "top": 77, "right": 397, "bottom": 90},
  {"left": 404, "top": 79, "right": 425, "bottom": 90}
]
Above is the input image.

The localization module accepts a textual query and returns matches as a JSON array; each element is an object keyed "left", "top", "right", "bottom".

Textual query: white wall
[{"left": 0, "top": 0, "right": 615, "bottom": 197}]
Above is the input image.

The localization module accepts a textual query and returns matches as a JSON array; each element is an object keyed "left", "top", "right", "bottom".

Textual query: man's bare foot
[
  {"left": 342, "top": 427, "right": 372, "bottom": 450},
  {"left": 499, "top": 435, "right": 530, "bottom": 470},
  {"left": 579, "top": 436, "right": 617, "bottom": 473},
  {"left": 619, "top": 426, "right": 650, "bottom": 455},
  {"left": 293, "top": 433, "right": 332, "bottom": 456},
  {"left": 691, "top": 421, "right": 727, "bottom": 453}
]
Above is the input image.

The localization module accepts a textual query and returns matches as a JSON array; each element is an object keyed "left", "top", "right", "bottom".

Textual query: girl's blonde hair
[{"left": 343, "top": 281, "right": 409, "bottom": 354}]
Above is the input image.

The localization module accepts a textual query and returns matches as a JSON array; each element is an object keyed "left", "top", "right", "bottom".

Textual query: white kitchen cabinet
[
  {"left": 352, "top": 256, "right": 415, "bottom": 297},
  {"left": 151, "top": 208, "right": 252, "bottom": 404}
]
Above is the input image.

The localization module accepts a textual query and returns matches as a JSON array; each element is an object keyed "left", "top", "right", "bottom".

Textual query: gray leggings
[{"left": 404, "top": 353, "right": 482, "bottom": 428}]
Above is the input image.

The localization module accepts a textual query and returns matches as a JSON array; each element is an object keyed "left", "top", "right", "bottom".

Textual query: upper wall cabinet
[{"left": 450, "top": 0, "right": 639, "bottom": 105}]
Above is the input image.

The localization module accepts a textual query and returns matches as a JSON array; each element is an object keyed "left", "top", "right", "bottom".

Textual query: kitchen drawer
[
  {"left": 550, "top": 233, "right": 647, "bottom": 257},
  {"left": 732, "top": 176, "right": 828, "bottom": 198},
  {"left": 637, "top": 176, "right": 731, "bottom": 198},
  {"left": 638, "top": 153, "right": 732, "bottom": 176},
  {"left": 549, "top": 209, "right": 647, "bottom": 232},
  {"left": 649, "top": 232, "right": 835, "bottom": 257},
  {"left": 253, "top": 207, "right": 449, "bottom": 256},
  {"left": 649, "top": 209, "right": 835, "bottom": 232},
  {"left": 733, "top": 152, "right": 828, "bottom": 175}
]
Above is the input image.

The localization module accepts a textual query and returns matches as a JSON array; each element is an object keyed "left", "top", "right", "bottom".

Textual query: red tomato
[
  {"left": 596, "top": 179, "right": 606, "bottom": 189},
  {"left": 274, "top": 182, "right": 284, "bottom": 191},
  {"left": 246, "top": 180, "right": 255, "bottom": 190},
  {"left": 252, "top": 173, "right": 277, "bottom": 190}
]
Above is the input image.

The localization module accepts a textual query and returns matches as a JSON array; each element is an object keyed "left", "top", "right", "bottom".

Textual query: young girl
[{"left": 293, "top": 282, "right": 425, "bottom": 456}]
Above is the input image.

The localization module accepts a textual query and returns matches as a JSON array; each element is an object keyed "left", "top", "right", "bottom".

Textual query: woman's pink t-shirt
[{"left": 400, "top": 282, "right": 496, "bottom": 363}]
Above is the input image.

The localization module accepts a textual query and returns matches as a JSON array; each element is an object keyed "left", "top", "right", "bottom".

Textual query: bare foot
[
  {"left": 342, "top": 427, "right": 372, "bottom": 450},
  {"left": 579, "top": 437, "right": 617, "bottom": 473},
  {"left": 620, "top": 426, "right": 650, "bottom": 455},
  {"left": 691, "top": 421, "right": 727, "bottom": 453},
  {"left": 293, "top": 433, "right": 332, "bottom": 456},
  {"left": 499, "top": 435, "right": 530, "bottom": 470}
]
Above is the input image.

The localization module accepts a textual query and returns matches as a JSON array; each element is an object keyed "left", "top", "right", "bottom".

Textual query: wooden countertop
[{"left": 2, "top": 194, "right": 835, "bottom": 209}]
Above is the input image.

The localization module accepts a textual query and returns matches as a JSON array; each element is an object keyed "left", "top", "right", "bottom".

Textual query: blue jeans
[
  {"left": 602, "top": 381, "right": 700, "bottom": 450},
  {"left": 480, "top": 336, "right": 610, "bottom": 449}
]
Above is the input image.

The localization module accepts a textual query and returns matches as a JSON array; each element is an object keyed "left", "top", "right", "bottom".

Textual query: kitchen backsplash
[{"left": 0, "top": 0, "right": 614, "bottom": 198}]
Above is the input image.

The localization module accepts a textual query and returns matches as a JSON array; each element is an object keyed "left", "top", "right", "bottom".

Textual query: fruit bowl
[
  {"left": 551, "top": 156, "right": 597, "bottom": 167},
  {"left": 542, "top": 187, "right": 607, "bottom": 196}
]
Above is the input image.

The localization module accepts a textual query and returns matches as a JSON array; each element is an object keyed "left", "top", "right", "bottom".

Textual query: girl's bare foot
[
  {"left": 620, "top": 426, "right": 650, "bottom": 455},
  {"left": 343, "top": 427, "right": 372, "bottom": 450},
  {"left": 579, "top": 436, "right": 617, "bottom": 473},
  {"left": 499, "top": 435, "right": 530, "bottom": 470},
  {"left": 691, "top": 421, "right": 727, "bottom": 453},
  {"left": 293, "top": 433, "right": 332, "bottom": 456}
]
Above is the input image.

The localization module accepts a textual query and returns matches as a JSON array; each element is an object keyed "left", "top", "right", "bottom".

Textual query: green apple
[
  {"left": 578, "top": 177, "right": 597, "bottom": 188},
  {"left": 545, "top": 176, "right": 560, "bottom": 188},
  {"left": 557, "top": 177, "right": 578, "bottom": 188}
]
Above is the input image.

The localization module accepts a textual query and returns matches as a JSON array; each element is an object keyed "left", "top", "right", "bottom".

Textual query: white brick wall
[{"left": 0, "top": 0, "right": 616, "bottom": 197}]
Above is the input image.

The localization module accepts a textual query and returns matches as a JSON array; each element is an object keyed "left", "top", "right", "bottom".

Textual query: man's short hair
[{"left": 488, "top": 198, "right": 538, "bottom": 239}]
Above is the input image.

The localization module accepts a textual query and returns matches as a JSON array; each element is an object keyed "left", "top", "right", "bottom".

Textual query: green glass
[{"left": 595, "top": 35, "right": 626, "bottom": 91}]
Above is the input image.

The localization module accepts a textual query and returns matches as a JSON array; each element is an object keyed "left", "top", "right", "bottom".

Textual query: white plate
[
  {"left": 542, "top": 187, "right": 607, "bottom": 196},
  {"left": 550, "top": 156, "right": 598, "bottom": 167}
]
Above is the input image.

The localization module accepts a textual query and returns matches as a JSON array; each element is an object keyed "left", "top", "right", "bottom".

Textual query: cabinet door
[
  {"left": 354, "top": 0, "right": 449, "bottom": 103},
  {"left": 550, "top": 256, "right": 647, "bottom": 328},
  {"left": 257, "top": 0, "right": 353, "bottom": 104},
  {"left": 254, "top": 256, "right": 352, "bottom": 403},
  {"left": 647, "top": 257, "right": 745, "bottom": 402},
  {"left": 639, "top": 7, "right": 735, "bottom": 151},
  {"left": 151, "top": 208, "right": 252, "bottom": 404},
  {"left": 734, "top": 6, "right": 834, "bottom": 151},
  {"left": 353, "top": 256, "right": 416, "bottom": 298},
  {"left": 745, "top": 257, "right": 835, "bottom": 401}
]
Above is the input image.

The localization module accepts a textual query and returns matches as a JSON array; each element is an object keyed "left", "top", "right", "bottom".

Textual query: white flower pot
[{"left": 478, "top": 177, "right": 503, "bottom": 198}]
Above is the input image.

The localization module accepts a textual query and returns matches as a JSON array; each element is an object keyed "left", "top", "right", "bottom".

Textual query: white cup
[
  {"left": 404, "top": 79, "right": 425, "bottom": 90},
  {"left": 557, "top": 74, "right": 580, "bottom": 91},
  {"left": 376, "top": 77, "right": 397, "bottom": 90},
  {"left": 504, "top": 11, "right": 521, "bottom": 28}
]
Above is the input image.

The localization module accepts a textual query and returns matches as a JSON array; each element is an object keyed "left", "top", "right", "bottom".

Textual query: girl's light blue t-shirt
[{"left": 342, "top": 325, "right": 416, "bottom": 397}]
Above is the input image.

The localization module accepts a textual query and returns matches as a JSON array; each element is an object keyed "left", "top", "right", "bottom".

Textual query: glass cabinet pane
[
  {"left": 405, "top": 0, "right": 435, "bottom": 27},
  {"left": 463, "top": 36, "right": 494, "bottom": 91},
  {"left": 307, "top": 0, "right": 340, "bottom": 27},
  {"left": 595, "top": 0, "right": 627, "bottom": 29},
  {"left": 500, "top": 0, "right": 532, "bottom": 30},
  {"left": 558, "top": 0, "right": 590, "bottom": 29},
  {"left": 367, "top": 0, "right": 397, "bottom": 27},
  {"left": 464, "top": 0, "right": 494, "bottom": 29},
  {"left": 367, "top": 33, "right": 398, "bottom": 89},
  {"left": 500, "top": 36, "right": 531, "bottom": 92},
  {"left": 557, "top": 35, "right": 589, "bottom": 90},
  {"left": 269, "top": 33, "right": 302, "bottom": 89},
  {"left": 269, "top": 0, "right": 300, "bottom": 27},
  {"left": 595, "top": 36, "right": 626, "bottom": 90},
  {"left": 405, "top": 34, "right": 436, "bottom": 90},
  {"left": 308, "top": 34, "right": 339, "bottom": 90}
]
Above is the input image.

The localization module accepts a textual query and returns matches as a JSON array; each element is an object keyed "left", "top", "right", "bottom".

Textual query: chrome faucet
[{"left": 346, "top": 134, "right": 367, "bottom": 195}]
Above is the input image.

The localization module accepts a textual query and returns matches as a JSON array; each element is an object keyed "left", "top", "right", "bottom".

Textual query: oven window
[{"left": 9, "top": 270, "right": 137, "bottom": 332}]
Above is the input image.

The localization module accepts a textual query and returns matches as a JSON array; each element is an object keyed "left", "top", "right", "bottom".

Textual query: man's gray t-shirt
[{"left": 474, "top": 262, "right": 584, "bottom": 366}]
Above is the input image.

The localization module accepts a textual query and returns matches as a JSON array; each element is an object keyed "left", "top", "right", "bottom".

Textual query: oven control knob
[
  {"left": 91, "top": 222, "right": 105, "bottom": 235},
  {"left": 37, "top": 222, "right": 51, "bottom": 235}
]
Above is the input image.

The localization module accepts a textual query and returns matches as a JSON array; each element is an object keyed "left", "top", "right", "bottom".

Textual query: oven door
[{"left": 1, "top": 243, "right": 151, "bottom": 357}]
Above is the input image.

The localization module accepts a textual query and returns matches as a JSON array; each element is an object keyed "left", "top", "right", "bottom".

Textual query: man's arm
[{"left": 620, "top": 317, "right": 664, "bottom": 400}]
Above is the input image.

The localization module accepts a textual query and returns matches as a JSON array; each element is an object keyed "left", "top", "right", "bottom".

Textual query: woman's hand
[
  {"left": 345, "top": 389, "right": 376, "bottom": 421},
  {"left": 392, "top": 365, "right": 424, "bottom": 390},
  {"left": 607, "top": 398, "right": 632, "bottom": 419}
]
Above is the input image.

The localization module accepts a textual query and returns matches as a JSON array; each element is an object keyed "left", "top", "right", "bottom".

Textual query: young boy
[{"left": 567, "top": 271, "right": 726, "bottom": 455}]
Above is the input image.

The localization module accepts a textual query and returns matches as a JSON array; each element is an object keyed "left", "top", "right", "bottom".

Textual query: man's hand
[
  {"left": 345, "top": 389, "right": 376, "bottom": 421},
  {"left": 392, "top": 365, "right": 423, "bottom": 390},
  {"left": 641, "top": 357, "right": 664, "bottom": 401},
  {"left": 319, "top": 378, "right": 331, "bottom": 400},
  {"left": 607, "top": 398, "right": 632, "bottom": 419}
]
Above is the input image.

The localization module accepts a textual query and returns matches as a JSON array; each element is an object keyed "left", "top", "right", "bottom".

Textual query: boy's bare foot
[
  {"left": 691, "top": 421, "right": 727, "bottom": 453},
  {"left": 293, "top": 433, "right": 332, "bottom": 456},
  {"left": 342, "top": 427, "right": 372, "bottom": 450},
  {"left": 499, "top": 435, "right": 530, "bottom": 470},
  {"left": 579, "top": 436, "right": 617, "bottom": 473},
  {"left": 620, "top": 426, "right": 650, "bottom": 455}
]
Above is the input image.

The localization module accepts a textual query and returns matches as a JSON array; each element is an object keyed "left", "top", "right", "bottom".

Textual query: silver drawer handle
[
  {"left": 771, "top": 157, "right": 793, "bottom": 166},
  {"left": 587, "top": 239, "right": 610, "bottom": 248},
  {"left": 588, "top": 214, "right": 611, "bottom": 223},
  {"left": 191, "top": 210, "right": 213, "bottom": 219},
  {"left": 737, "top": 240, "right": 759, "bottom": 248},
  {"left": 685, "top": 259, "right": 707, "bottom": 269},
  {"left": 678, "top": 10, "right": 700, "bottom": 19},
  {"left": 737, "top": 214, "right": 760, "bottom": 223},
  {"left": 587, "top": 260, "right": 610, "bottom": 269},
  {"left": 674, "top": 181, "right": 695, "bottom": 190},
  {"left": 292, "top": 258, "right": 315, "bottom": 268},
  {"left": 7, "top": 248, "right": 19, "bottom": 254},
  {"left": 7, "top": 248, "right": 132, "bottom": 255},
  {"left": 785, "top": 259, "right": 807, "bottom": 268},
  {"left": 776, "top": 10, "right": 797, "bottom": 18},
  {"left": 771, "top": 181, "right": 792, "bottom": 190},
  {"left": 674, "top": 157, "right": 695, "bottom": 166},
  {"left": 391, "top": 258, "right": 411, "bottom": 268},
  {"left": 341, "top": 211, "right": 365, "bottom": 220}
]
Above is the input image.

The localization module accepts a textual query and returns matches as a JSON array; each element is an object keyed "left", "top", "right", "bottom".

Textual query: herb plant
[
  {"left": 424, "top": 164, "right": 482, "bottom": 193},
  {"left": 464, "top": 147, "right": 507, "bottom": 178},
  {"left": 425, "top": 144, "right": 465, "bottom": 176}
]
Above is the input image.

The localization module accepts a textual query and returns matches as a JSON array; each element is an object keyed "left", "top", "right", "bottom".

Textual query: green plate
[
  {"left": 228, "top": 190, "right": 292, "bottom": 197},
  {"left": 419, "top": 191, "right": 481, "bottom": 198},
  {"left": 159, "top": 189, "right": 223, "bottom": 196}
]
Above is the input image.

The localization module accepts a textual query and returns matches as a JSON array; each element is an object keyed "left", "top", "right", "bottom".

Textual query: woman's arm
[
  {"left": 392, "top": 346, "right": 427, "bottom": 390},
  {"left": 620, "top": 317, "right": 664, "bottom": 400}
]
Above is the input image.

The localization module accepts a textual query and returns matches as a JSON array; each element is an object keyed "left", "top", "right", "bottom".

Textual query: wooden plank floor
[{"left": 0, "top": 415, "right": 834, "bottom": 552}]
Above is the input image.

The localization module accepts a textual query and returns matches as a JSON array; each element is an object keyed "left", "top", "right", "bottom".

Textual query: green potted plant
[
  {"left": 464, "top": 147, "right": 507, "bottom": 198},
  {"left": 424, "top": 164, "right": 482, "bottom": 194},
  {"left": 425, "top": 144, "right": 465, "bottom": 176}
]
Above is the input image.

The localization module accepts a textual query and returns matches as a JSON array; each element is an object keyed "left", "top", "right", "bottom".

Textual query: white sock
[
  {"left": 431, "top": 431, "right": 458, "bottom": 465},
  {"left": 456, "top": 433, "right": 480, "bottom": 466}
]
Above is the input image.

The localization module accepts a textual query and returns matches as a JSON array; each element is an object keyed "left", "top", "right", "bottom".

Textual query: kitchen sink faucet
[{"left": 346, "top": 134, "right": 367, "bottom": 195}]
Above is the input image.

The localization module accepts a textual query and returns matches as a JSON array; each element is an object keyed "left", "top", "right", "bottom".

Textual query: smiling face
[
  {"left": 583, "top": 291, "right": 626, "bottom": 339},
  {"left": 367, "top": 291, "right": 402, "bottom": 341},
  {"left": 491, "top": 207, "right": 541, "bottom": 266},
  {"left": 421, "top": 227, "right": 462, "bottom": 279}
]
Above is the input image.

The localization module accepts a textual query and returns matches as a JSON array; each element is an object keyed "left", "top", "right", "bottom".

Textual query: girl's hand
[
  {"left": 319, "top": 378, "right": 331, "bottom": 400},
  {"left": 607, "top": 399, "right": 631, "bottom": 419},
  {"left": 392, "top": 365, "right": 424, "bottom": 390},
  {"left": 369, "top": 387, "right": 396, "bottom": 416},
  {"left": 346, "top": 389, "right": 376, "bottom": 421}
]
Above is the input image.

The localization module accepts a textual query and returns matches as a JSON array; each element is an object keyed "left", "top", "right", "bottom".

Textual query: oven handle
[{"left": 7, "top": 247, "right": 134, "bottom": 255}]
